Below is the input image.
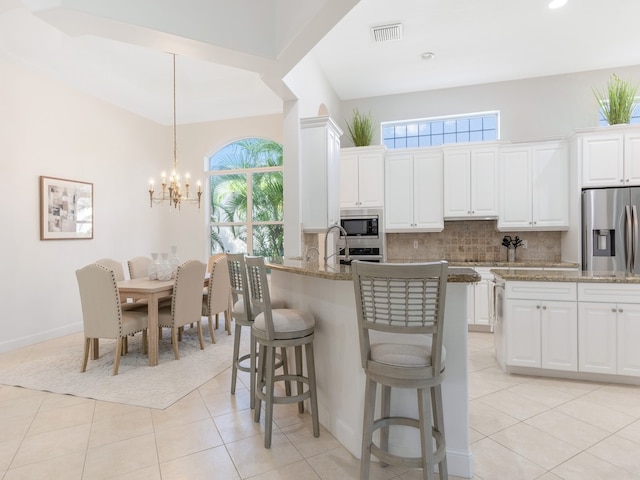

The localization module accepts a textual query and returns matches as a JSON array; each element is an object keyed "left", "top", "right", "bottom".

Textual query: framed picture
[{"left": 40, "top": 176, "right": 93, "bottom": 240}]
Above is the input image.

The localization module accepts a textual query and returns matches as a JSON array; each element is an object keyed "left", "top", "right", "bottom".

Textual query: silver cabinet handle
[
  {"left": 612, "top": 307, "right": 617, "bottom": 312},
  {"left": 542, "top": 305, "right": 547, "bottom": 310},
  {"left": 619, "top": 308, "right": 624, "bottom": 313}
]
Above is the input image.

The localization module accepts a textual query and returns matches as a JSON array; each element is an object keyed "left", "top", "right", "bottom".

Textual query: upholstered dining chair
[
  {"left": 158, "top": 260, "right": 207, "bottom": 360},
  {"left": 352, "top": 260, "right": 449, "bottom": 480},
  {"left": 202, "top": 254, "right": 232, "bottom": 343},
  {"left": 75, "top": 263, "right": 149, "bottom": 375},
  {"left": 127, "top": 256, "right": 152, "bottom": 279},
  {"left": 245, "top": 255, "right": 319, "bottom": 449}
]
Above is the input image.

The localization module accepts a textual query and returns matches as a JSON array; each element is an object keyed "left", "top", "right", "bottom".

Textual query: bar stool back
[
  {"left": 245, "top": 255, "right": 319, "bottom": 449},
  {"left": 352, "top": 260, "right": 449, "bottom": 480}
]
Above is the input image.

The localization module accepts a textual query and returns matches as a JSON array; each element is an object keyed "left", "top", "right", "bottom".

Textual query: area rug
[{"left": 0, "top": 326, "right": 243, "bottom": 409}]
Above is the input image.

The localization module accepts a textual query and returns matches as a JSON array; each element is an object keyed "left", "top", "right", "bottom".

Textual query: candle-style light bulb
[{"left": 149, "top": 179, "right": 155, "bottom": 193}]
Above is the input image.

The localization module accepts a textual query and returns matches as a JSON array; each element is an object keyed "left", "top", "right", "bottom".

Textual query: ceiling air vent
[{"left": 371, "top": 23, "right": 403, "bottom": 43}]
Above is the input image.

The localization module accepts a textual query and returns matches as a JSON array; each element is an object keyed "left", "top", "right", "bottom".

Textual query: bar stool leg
[
  {"left": 360, "top": 377, "right": 377, "bottom": 480},
  {"left": 249, "top": 331, "right": 257, "bottom": 409},
  {"left": 231, "top": 323, "right": 242, "bottom": 395},
  {"left": 432, "top": 384, "right": 448, "bottom": 479},
  {"left": 295, "top": 346, "right": 304, "bottom": 413},
  {"left": 418, "top": 388, "right": 435, "bottom": 480},
  {"left": 263, "top": 345, "right": 276, "bottom": 448},
  {"left": 305, "top": 342, "right": 320, "bottom": 437},
  {"left": 280, "top": 347, "right": 291, "bottom": 396},
  {"left": 380, "top": 385, "right": 391, "bottom": 466},
  {"left": 254, "top": 344, "right": 266, "bottom": 422}
]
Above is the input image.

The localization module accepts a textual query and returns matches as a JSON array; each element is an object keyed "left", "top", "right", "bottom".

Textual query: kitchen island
[
  {"left": 493, "top": 268, "right": 640, "bottom": 385},
  {"left": 267, "top": 258, "right": 480, "bottom": 479}
]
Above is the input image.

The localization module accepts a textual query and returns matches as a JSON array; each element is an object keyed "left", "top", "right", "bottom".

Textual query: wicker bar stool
[
  {"left": 245, "top": 255, "right": 320, "bottom": 449},
  {"left": 226, "top": 253, "right": 289, "bottom": 409},
  {"left": 352, "top": 260, "right": 449, "bottom": 480}
]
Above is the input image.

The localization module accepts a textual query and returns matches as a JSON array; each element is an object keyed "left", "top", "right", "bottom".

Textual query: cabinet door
[
  {"left": 443, "top": 149, "right": 471, "bottom": 218},
  {"left": 339, "top": 152, "right": 359, "bottom": 208},
  {"left": 357, "top": 152, "right": 385, "bottom": 208},
  {"left": 498, "top": 147, "right": 531, "bottom": 229},
  {"left": 541, "top": 300, "right": 577, "bottom": 371},
  {"left": 385, "top": 153, "right": 415, "bottom": 230},
  {"left": 327, "top": 128, "right": 341, "bottom": 227},
  {"left": 578, "top": 302, "right": 617, "bottom": 374},
  {"left": 505, "top": 299, "right": 541, "bottom": 367},
  {"left": 471, "top": 148, "right": 498, "bottom": 217},
  {"left": 474, "top": 278, "right": 491, "bottom": 325},
  {"left": 301, "top": 117, "right": 342, "bottom": 232},
  {"left": 617, "top": 303, "right": 640, "bottom": 376},
  {"left": 413, "top": 151, "right": 444, "bottom": 230},
  {"left": 532, "top": 142, "right": 569, "bottom": 228},
  {"left": 581, "top": 133, "right": 624, "bottom": 187},
  {"left": 624, "top": 133, "right": 640, "bottom": 185}
]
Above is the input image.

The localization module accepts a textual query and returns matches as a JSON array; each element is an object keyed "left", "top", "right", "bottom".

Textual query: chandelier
[{"left": 148, "top": 53, "right": 202, "bottom": 210}]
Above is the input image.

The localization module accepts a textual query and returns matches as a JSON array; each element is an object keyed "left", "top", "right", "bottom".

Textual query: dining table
[{"left": 117, "top": 277, "right": 175, "bottom": 366}]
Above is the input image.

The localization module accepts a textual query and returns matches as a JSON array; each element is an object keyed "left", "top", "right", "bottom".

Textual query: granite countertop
[
  {"left": 267, "top": 258, "right": 481, "bottom": 283},
  {"left": 388, "top": 259, "right": 579, "bottom": 269},
  {"left": 491, "top": 268, "right": 640, "bottom": 284}
]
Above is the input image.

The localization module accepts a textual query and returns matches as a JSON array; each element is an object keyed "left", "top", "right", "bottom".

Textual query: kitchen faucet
[{"left": 324, "top": 224, "right": 349, "bottom": 267}]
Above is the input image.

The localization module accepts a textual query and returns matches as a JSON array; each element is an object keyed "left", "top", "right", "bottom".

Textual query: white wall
[
  {"left": 0, "top": 57, "right": 284, "bottom": 353},
  {"left": 340, "top": 65, "right": 640, "bottom": 145},
  {"left": 0, "top": 57, "right": 169, "bottom": 351}
]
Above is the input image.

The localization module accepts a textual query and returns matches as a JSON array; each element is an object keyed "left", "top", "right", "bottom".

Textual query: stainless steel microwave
[
  {"left": 337, "top": 208, "right": 385, "bottom": 263},
  {"left": 339, "top": 208, "right": 382, "bottom": 238}
]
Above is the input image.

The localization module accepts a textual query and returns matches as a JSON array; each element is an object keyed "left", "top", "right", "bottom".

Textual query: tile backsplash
[{"left": 386, "top": 220, "right": 561, "bottom": 263}]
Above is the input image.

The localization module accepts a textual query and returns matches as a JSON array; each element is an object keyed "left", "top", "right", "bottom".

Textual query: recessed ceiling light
[
  {"left": 548, "top": 0, "right": 567, "bottom": 9},
  {"left": 420, "top": 52, "right": 435, "bottom": 61}
]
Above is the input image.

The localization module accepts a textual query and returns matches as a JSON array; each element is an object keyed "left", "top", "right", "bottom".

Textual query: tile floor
[{"left": 1, "top": 330, "right": 640, "bottom": 479}]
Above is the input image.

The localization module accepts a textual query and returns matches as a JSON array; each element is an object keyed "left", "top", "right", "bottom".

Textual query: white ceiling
[{"left": 3, "top": 0, "right": 640, "bottom": 125}]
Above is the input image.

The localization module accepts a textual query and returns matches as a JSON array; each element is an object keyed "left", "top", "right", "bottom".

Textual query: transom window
[
  {"left": 598, "top": 104, "right": 640, "bottom": 126},
  {"left": 382, "top": 112, "right": 499, "bottom": 149},
  {"left": 207, "top": 138, "right": 283, "bottom": 257}
]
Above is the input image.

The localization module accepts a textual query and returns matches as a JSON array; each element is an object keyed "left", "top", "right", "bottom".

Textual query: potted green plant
[
  {"left": 594, "top": 73, "right": 639, "bottom": 125},
  {"left": 346, "top": 108, "right": 375, "bottom": 146}
]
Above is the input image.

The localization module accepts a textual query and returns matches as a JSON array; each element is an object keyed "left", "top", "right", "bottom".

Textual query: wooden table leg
[{"left": 147, "top": 292, "right": 159, "bottom": 366}]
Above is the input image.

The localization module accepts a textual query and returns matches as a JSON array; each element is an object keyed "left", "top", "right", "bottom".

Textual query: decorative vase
[
  {"left": 157, "top": 253, "right": 172, "bottom": 281},
  {"left": 148, "top": 252, "right": 159, "bottom": 280},
  {"left": 508, "top": 247, "right": 515, "bottom": 263},
  {"left": 168, "top": 245, "right": 180, "bottom": 278}
]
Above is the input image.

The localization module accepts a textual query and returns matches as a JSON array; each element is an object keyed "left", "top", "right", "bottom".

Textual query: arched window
[{"left": 207, "top": 138, "right": 284, "bottom": 257}]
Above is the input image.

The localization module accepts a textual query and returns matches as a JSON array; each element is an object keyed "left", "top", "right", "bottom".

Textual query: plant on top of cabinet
[
  {"left": 594, "top": 73, "right": 638, "bottom": 125},
  {"left": 346, "top": 108, "right": 375, "bottom": 146}
]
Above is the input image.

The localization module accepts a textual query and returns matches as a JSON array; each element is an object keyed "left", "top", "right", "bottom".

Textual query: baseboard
[{"left": 0, "top": 323, "right": 83, "bottom": 354}]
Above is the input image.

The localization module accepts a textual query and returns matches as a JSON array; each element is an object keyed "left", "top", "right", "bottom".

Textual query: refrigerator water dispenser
[{"left": 593, "top": 229, "right": 615, "bottom": 257}]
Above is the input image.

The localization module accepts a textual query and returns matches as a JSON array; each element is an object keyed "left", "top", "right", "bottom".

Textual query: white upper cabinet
[
  {"left": 498, "top": 140, "right": 569, "bottom": 231},
  {"left": 300, "top": 116, "right": 342, "bottom": 232},
  {"left": 339, "top": 146, "right": 385, "bottom": 209},
  {"left": 581, "top": 127, "right": 640, "bottom": 187},
  {"left": 385, "top": 149, "right": 443, "bottom": 232},
  {"left": 443, "top": 144, "right": 498, "bottom": 219}
]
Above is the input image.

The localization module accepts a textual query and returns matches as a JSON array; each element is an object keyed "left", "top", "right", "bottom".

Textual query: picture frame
[{"left": 39, "top": 176, "right": 93, "bottom": 240}]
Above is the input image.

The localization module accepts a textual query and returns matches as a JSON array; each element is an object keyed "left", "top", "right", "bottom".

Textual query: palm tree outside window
[{"left": 207, "top": 138, "right": 284, "bottom": 258}]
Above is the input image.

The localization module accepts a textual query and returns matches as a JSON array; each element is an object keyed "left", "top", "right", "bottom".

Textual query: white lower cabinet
[
  {"left": 578, "top": 282, "right": 640, "bottom": 377},
  {"left": 467, "top": 267, "right": 493, "bottom": 327},
  {"left": 504, "top": 281, "right": 577, "bottom": 371}
]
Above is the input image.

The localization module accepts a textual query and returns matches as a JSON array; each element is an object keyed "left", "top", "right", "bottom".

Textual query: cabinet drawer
[
  {"left": 578, "top": 283, "right": 640, "bottom": 304},
  {"left": 505, "top": 281, "right": 577, "bottom": 301}
]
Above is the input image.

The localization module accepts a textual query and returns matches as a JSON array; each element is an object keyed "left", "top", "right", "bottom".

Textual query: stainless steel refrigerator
[{"left": 583, "top": 187, "right": 640, "bottom": 272}]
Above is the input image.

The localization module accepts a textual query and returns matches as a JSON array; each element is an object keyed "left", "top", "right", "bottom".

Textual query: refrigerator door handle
[
  {"left": 633, "top": 205, "right": 639, "bottom": 271},
  {"left": 626, "top": 205, "right": 633, "bottom": 272}
]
